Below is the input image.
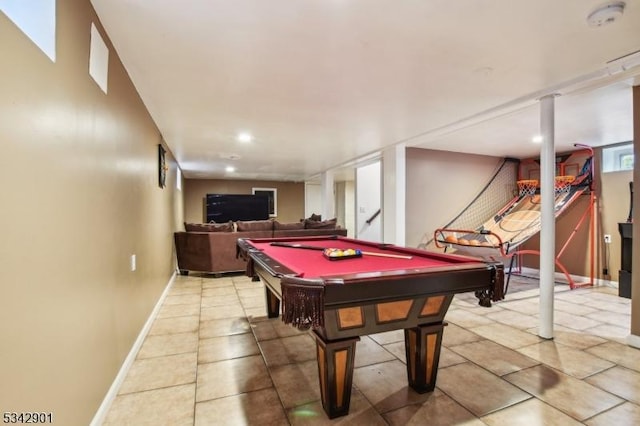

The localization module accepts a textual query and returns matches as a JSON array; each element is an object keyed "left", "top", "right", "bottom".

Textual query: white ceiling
[{"left": 91, "top": 0, "right": 640, "bottom": 182}]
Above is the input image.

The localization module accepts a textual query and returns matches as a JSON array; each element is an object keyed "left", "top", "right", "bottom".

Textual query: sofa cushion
[
  {"left": 274, "top": 221, "right": 305, "bottom": 230},
  {"left": 236, "top": 220, "right": 274, "bottom": 232},
  {"left": 273, "top": 228, "right": 348, "bottom": 238},
  {"left": 185, "top": 222, "right": 234, "bottom": 232},
  {"left": 304, "top": 218, "right": 337, "bottom": 229}
]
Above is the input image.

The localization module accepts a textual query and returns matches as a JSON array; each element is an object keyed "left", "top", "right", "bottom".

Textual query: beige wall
[
  {"left": 405, "top": 148, "right": 504, "bottom": 248},
  {"left": 183, "top": 179, "right": 304, "bottom": 224},
  {"left": 0, "top": 2, "right": 183, "bottom": 425}
]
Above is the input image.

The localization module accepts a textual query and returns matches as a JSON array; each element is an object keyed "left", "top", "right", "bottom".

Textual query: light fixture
[
  {"left": 225, "top": 166, "right": 235, "bottom": 173},
  {"left": 532, "top": 135, "right": 543, "bottom": 143},
  {"left": 587, "top": 2, "right": 625, "bottom": 27},
  {"left": 237, "top": 132, "right": 253, "bottom": 143}
]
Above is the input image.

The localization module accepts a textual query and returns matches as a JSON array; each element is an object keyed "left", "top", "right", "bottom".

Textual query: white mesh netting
[{"left": 418, "top": 159, "right": 519, "bottom": 251}]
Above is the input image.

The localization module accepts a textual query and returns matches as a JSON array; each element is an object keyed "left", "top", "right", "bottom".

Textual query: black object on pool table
[
  {"left": 269, "top": 241, "right": 412, "bottom": 259},
  {"left": 270, "top": 242, "right": 325, "bottom": 251},
  {"left": 270, "top": 242, "right": 362, "bottom": 260}
]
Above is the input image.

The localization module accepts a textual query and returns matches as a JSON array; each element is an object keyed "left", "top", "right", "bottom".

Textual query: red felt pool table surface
[{"left": 249, "top": 236, "right": 483, "bottom": 279}]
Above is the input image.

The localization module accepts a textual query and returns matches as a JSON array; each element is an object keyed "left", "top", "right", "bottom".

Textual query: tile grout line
[
  {"left": 192, "top": 275, "right": 205, "bottom": 426},
  {"left": 239, "top": 277, "right": 294, "bottom": 425}
]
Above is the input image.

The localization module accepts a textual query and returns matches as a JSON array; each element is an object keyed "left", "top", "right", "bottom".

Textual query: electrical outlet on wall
[
  {"left": 131, "top": 254, "right": 136, "bottom": 271},
  {"left": 604, "top": 234, "right": 612, "bottom": 244}
]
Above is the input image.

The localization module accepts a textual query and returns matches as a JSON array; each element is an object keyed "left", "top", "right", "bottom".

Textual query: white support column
[
  {"left": 629, "top": 84, "right": 640, "bottom": 348},
  {"left": 539, "top": 94, "right": 556, "bottom": 339},
  {"left": 320, "top": 170, "right": 335, "bottom": 221},
  {"left": 382, "top": 144, "right": 406, "bottom": 246}
]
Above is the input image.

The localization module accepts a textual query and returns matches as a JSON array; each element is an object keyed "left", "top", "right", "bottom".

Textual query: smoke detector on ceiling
[{"left": 587, "top": 2, "right": 626, "bottom": 27}]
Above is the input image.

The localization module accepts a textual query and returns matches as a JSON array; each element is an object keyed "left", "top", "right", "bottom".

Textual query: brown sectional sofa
[{"left": 174, "top": 218, "right": 347, "bottom": 275}]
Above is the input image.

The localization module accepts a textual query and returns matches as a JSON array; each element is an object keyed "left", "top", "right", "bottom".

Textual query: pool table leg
[
  {"left": 313, "top": 331, "right": 360, "bottom": 419},
  {"left": 404, "top": 322, "right": 446, "bottom": 393},
  {"left": 264, "top": 287, "right": 280, "bottom": 319}
]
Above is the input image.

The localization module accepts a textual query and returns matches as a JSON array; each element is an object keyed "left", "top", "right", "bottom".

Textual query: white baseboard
[
  {"left": 90, "top": 271, "right": 177, "bottom": 425},
  {"left": 517, "top": 267, "right": 617, "bottom": 288},
  {"left": 627, "top": 334, "right": 640, "bottom": 349}
]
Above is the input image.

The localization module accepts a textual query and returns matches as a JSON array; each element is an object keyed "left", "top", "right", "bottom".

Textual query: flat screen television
[{"left": 205, "top": 194, "right": 270, "bottom": 223}]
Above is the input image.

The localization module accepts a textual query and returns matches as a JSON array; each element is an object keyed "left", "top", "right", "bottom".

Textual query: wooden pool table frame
[{"left": 237, "top": 236, "right": 504, "bottom": 418}]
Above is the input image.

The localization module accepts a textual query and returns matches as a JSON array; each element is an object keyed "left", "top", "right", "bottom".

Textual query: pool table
[{"left": 237, "top": 235, "right": 504, "bottom": 418}]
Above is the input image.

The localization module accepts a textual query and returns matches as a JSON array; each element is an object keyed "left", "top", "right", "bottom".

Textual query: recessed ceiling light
[
  {"left": 225, "top": 166, "right": 235, "bottom": 173},
  {"left": 237, "top": 132, "right": 253, "bottom": 143},
  {"left": 532, "top": 135, "right": 543, "bottom": 143}
]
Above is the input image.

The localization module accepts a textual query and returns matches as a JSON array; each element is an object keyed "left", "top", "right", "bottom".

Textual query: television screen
[{"left": 205, "top": 194, "right": 270, "bottom": 223}]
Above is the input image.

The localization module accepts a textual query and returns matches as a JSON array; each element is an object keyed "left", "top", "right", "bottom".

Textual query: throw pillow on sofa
[
  {"left": 304, "top": 218, "right": 337, "bottom": 229},
  {"left": 299, "top": 213, "right": 322, "bottom": 222},
  {"left": 236, "top": 220, "right": 274, "bottom": 232},
  {"left": 274, "top": 221, "right": 305, "bottom": 230},
  {"left": 184, "top": 222, "right": 234, "bottom": 232}
]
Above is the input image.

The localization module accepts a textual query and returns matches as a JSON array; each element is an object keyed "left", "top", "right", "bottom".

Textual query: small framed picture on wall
[
  {"left": 158, "top": 144, "right": 167, "bottom": 188},
  {"left": 252, "top": 187, "right": 277, "bottom": 217}
]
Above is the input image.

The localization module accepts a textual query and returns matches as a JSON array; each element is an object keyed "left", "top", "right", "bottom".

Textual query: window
[
  {"left": 89, "top": 23, "right": 109, "bottom": 93},
  {"left": 602, "top": 142, "right": 634, "bottom": 173},
  {"left": 0, "top": 0, "right": 56, "bottom": 62},
  {"left": 619, "top": 153, "right": 634, "bottom": 171}
]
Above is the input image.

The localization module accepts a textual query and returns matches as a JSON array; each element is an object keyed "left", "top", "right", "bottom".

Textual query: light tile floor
[{"left": 103, "top": 273, "right": 640, "bottom": 425}]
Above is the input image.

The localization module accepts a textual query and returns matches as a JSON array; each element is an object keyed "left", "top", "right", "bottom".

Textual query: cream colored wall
[
  {"left": 0, "top": 2, "right": 183, "bottom": 425},
  {"left": 184, "top": 179, "right": 305, "bottom": 224},
  {"left": 405, "top": 148, "right": 504, "bottom": 248}
]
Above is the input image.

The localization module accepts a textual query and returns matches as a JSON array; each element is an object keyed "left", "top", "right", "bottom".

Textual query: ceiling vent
[{"left": 587, "top": 2, "right": 626, "bottom": 27}]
